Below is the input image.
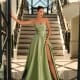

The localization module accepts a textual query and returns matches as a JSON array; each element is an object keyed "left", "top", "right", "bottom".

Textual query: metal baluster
[
  {"left": 31, "top": 0, "right": 33, "bottom": 14},
  {"left": 0, "top": 4, "right": 2, "bottom": 67},
  {"left": 47, "top": 0, "right": 49, "bottom": 14},
  {"left": 16, "top": 0, "right": 19, "bottom": 12},
  {"left": 6, "top": 0, "right": 12, "bottom": 79},
  {"left": 77, "top": 5, "right": 80, "bottom": 80}
]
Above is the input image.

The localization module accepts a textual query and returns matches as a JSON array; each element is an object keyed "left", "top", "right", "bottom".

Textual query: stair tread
[
  {"left": 19, "top": 39, "right": 62, "bottom": 42},
  {"left": 20, "top": 31, "right": 60, "bottom": 35},
  {"left": 17, "top": 49, "right": 63, "bottom": 56},
  {"left": 18, "top": 44, "right": 63, "bottom": 48}
]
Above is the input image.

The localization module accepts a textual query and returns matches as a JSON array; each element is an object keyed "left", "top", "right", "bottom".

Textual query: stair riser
[
  {"left": 19, "top": 35, "right": 61, "bottom": 39},
  {"left": 21, "top": 28, "right": 59, "bottom": 31},
  {"left": 18, "top": 46, "right": 63, "bottom": 50},
  {"left": 20, "top": 31, "right": 60, "bottom": 35},
  {"left": 19, "top": 40, "right": 62, "bottom": 44}
]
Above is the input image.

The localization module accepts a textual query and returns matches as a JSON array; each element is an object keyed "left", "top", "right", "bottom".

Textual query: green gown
[{"left": 22, "top": 23, "right": 59, "bottom": 80}]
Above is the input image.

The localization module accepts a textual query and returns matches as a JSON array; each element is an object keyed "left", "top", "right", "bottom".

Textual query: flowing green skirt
[{"left": 21, "top": 33, "right": 60, "bottom": 80}]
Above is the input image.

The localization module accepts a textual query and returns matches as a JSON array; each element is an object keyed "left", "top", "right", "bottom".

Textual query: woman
[{"left": 11, "top": 6, "right": 59, "bottom": 80}]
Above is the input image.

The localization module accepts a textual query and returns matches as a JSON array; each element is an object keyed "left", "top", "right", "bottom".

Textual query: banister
[
  {"left": 56, "top": 0, "right": 70, "bottom": 52},
  {"left": 1, "top": 10, "right": 8, "bottom": 26},
  {"left": 0, "top": 4, "right": 2, "bottom": 66},
  {"left": 12, "top": 0, "right": 23, "bottom": 33},
  {"left": 12, "top": 0, "right": 24, "bottom": 49},
  {"left": 57, "top": 0, "right": 68, "bottom": 31}
]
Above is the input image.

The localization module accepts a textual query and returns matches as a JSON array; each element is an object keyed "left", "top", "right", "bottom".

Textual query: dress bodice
[
  {"left": 22, "top": 23, "right": 59, "bottom": 80},
  {"left": 34, "top": 23, "right": 46, "bottom": 38}
]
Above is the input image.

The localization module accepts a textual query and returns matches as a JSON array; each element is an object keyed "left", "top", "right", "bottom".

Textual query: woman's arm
[
  {"left": 46, "top": 18, "right": 51, "bottom": 41},
  {"left": 11, "top": 15, "right": 34, "bottom": 25}
]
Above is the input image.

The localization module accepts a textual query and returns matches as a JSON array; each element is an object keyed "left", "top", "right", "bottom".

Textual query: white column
[
  {"left": 70, "top": 16, "right": 79, "bottom": 58},
  {"left": 11, "top": 0, "right": 17, "bottom": 31},
  {"left": 11, "top": 0, "right": 17, "bottom": 59}
]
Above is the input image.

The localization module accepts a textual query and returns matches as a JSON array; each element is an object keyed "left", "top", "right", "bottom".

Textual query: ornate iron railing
[
  {"left": 60, "top": 0, "right": 68, "bottom": 6},
  {"left": 56, "top": 0, "right": 70, "bottom": 52},
  {"left": 77, "top": 5, "right": 80, "bottom": 80}
]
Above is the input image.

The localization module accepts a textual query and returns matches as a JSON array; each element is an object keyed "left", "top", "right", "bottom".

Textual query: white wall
[
  {"left": 68, "top": 0, "right": 80, "bottom": 3},
  {"left": 62, "top": 2, "right": 79, "bottom": 58},
  {"left": 70, "top": 16, "right": 79, "bottom": 58},
  {"left": 63, "top": 3, "right": 79, "bottom": 21},
  {"left": 0, "top": 0, "right": 6, "bottom": 3}
]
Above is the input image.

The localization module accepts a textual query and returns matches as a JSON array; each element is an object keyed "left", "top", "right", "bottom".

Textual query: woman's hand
[
  {"left": 11, "top": 14, "right": 34, "bottom": 25},
  {"left": 11, "top": 14, "right": 21, "bottom": 24}
]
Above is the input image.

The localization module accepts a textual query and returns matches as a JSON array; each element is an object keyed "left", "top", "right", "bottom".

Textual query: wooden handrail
[
  {"left": 56, "top": 0, "right": 70, "bottom": 52},
  {"left": 12, "top": 0, "right": 23, "bottom": 32},
  {"left": 12, "top": 0, "right": 24, "bottom": 48},
  {"left": 56, "top": 0, "right": 68, "bottom": 31}
]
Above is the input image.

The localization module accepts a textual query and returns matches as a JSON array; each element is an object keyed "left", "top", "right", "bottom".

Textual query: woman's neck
[{"left": 36, "top": 16, "right": 43, "bottom": 20}]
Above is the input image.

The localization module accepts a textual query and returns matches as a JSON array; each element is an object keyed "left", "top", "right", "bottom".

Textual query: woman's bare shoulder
[
  {"left": 44, "top": 18, "right": 49, "bottom": 20},
  {"left": 44, "top": 18, "right": 49, "bottom": 23},
  {"left": 43, "top": 18, "right": 49, "bottom": 24}
]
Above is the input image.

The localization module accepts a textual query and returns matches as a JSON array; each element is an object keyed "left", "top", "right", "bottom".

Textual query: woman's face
[{"left": 37, "top": 8, "right": 44, "bottom": 18}]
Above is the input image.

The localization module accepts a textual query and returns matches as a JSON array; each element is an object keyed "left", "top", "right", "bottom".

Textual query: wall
[
  {"left": 70, "top": 16, "right": 79, "bottom": 58},
  {"left": 63, "top": 3, "right": 79, "bottom": 21}
]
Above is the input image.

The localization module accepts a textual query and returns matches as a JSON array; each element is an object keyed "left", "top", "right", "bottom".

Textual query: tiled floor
[
  {"left": 55, "top": 59, "right": 77, "bottom": 80},
  {"left": 11, "top": 53, "right": 77, "bottom": 80},
  {"left": 0, "top": 53, "right": 77, "bottom": 80}
]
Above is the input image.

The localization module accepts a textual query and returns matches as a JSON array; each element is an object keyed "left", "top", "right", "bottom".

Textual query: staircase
[{"left": 17, "top": 13, "right": 64, "bottom": 56}]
